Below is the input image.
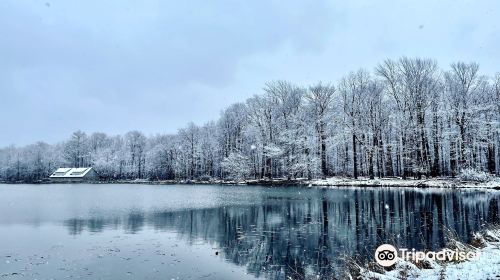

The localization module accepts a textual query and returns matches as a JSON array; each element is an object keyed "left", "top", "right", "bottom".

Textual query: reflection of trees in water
[{"left": 63, "top": 189, "right": 500, "bottom": 279}]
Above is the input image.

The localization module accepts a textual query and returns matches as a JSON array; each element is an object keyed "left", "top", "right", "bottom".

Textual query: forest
[{"left": 1, "top": 57, "right": 499, "bottom": 182}]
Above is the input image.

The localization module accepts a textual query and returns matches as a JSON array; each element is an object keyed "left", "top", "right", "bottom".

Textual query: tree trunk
[
  {"left": 320, "top": 122, "right": 328, "bottom": 178},
  {"left": 459, "top": 117, "right": 467, "bottom": 169},
  {"left": 431, "top": 110, "right": 440, "bottom": 177},
  {"left": 488, "top": 143, "right": 496, "bottom": 174},
  {"left": 386, "top": 140, "right": 394, "bottom": 177},
  {"left": 352, "top": 133, "right": 358, "bottom": 179},
  {"left": 450, "top": 140, "right": 458, "bottom": 177}
]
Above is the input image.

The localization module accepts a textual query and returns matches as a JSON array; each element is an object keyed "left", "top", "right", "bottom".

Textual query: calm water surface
[{"left": 0, "top": 184, "right": 499, "bottom": 279}]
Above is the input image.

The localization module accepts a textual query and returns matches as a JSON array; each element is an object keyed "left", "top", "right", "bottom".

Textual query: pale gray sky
[{"left": 1, "top": 0, "right": 499, "bottom": 146}]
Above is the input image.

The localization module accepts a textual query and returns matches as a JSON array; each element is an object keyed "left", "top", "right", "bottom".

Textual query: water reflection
[{"left": 63, "top": 188, "right": 500, "bottom": 279}]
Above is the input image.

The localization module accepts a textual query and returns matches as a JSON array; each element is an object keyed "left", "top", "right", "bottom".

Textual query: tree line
[{"left": 1, "top": 57, "right": 499, "bottom": 182}]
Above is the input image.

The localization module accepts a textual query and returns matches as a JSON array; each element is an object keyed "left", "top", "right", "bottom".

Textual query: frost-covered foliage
[
  {"left": 221, "top": 152, "right": 251, "bottom": 180},
  {"left": 459, "top": 168, "right": 493, "bottom": 183},
  {"left": 0, "top": 58, "right": 499, "bottom": 182}
]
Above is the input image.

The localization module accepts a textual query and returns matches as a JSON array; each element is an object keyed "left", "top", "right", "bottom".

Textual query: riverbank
[
  {"left": 352, "top": 225, "right": 500, "bottom": 280},
  {"left": 110, "top": 176, "right": 500, "bottom": 190},
  {"left": 309, "top": 177, "right": 500, "bottom": 190},
  {"left": 2, "top": 176, "right": 500, "bottom": 190}
]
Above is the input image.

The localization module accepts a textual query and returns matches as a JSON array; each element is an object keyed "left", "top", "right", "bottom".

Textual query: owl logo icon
[{"left": 375, "top": 244, "right": 398, "bottom": 267}]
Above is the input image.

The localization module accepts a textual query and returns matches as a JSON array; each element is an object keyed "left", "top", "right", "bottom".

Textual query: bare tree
[{"left": 306, "top": 82, "right": 335, "bottom": 178}]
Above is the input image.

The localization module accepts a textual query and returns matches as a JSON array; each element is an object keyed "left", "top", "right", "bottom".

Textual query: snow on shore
[
  {"left": 309, "top": 177, "right": 500, "bottom": 190},
  {"left": 44, "top": 176, "right": 500, "bottom": 191},
  {"left": 356, "top": 227, "right": 500, "bottom": 280}
]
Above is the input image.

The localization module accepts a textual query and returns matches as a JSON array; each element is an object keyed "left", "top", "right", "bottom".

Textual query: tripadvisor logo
[
  {"left": 375, "top": 244, "right": 398, "bottom": 267},
  {"left": 374, "top": 244, "right": 480, "bottom": 267}
]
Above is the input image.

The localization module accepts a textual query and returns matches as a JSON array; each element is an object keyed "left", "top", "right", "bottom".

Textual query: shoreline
[
  {"left": 2, "top": 176, "right": 499, "bottom": 190},
  {"left": 308, "top": 177, "right": 500, "bottom": 190}
]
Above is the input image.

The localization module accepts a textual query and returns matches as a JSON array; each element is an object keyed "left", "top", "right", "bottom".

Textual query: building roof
[{"left": 50, "top": 167, "right": 94, "bottom": 178}]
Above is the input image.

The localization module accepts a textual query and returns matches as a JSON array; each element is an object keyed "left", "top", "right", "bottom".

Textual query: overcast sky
[{"left": 1, "top": 0, "right": 499, "bottom": 147}]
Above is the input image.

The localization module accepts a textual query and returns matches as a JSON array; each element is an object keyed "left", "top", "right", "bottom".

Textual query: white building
[{"left": 49, "top": 167, "right": 99, "bottom": 182}]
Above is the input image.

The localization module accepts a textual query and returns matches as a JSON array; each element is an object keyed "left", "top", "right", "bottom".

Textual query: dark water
[{"left": 0, "top": 184, "right": 499, "bottom": 279}]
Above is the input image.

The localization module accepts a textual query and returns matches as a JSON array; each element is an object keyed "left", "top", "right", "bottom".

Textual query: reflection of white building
[{"left": 49, "top": 167, "right": 99, "bottom": 182}]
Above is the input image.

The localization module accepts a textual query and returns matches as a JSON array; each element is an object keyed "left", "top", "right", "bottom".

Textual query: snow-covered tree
[
  {"left": 1, "top": 57, "right": 499, "bottom": 182},
  {"left": 221, "top": 152, "right": 251, "bottom": 180}
]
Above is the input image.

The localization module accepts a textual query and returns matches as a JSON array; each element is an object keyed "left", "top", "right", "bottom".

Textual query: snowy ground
[
  {"left": 356, "top": 226, "right": 500, "bottom": 280},
  {"left": 309, "top": 177, "right": 500, "bottom": 190}
]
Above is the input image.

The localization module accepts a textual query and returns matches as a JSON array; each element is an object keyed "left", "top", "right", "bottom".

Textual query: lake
[{"left": 0, "top": 184, "right": 499, "bottom": 279}]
